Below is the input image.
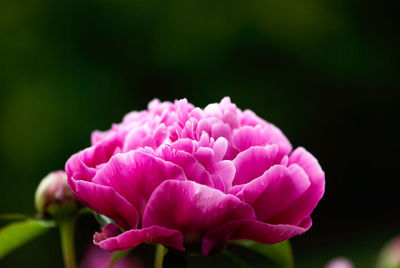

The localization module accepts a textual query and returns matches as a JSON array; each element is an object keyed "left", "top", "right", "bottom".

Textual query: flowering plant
[
  {"left": 0, "top": 97, "right": 327, "bottom": 268},
  {"left": 65, "top": 97, "right": 325, "bottom": 256}
]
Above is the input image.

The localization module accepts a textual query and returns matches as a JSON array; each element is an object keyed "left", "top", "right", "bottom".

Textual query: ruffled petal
[
  {"left": 212, "top": 160, "right": 235, "bottom": 191},
  {"left": 268, "top": 147, "right": 325, "bottom": 225},
  {"left": 236, "top": 165, "right": 311, "bottom": 222},
  {"left": 94, "top": 223, "right": 185, "bottom": 252},
  {"left": 232, "top": 125, "right": 292, "bottom": 157},
  {"left": 166, "top": 150, "right": 214, "bottom": 187},
  {"left": 92, "top": 151, "right": 186, "bottom": 216},
  {"left": 232, "top": 145, "right": 278, "bottom": 186},
  {"left": 68, "top": 179, "right": 138, "bottom": 229},
  {"left": 202, "top": 218, "right": 311, "bottom": 255},
  {"left": 142, "top": 180, "right": 255, "bottom": 243}
]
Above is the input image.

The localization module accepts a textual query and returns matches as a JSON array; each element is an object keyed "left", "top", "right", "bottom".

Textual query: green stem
[
  {"left": 154, "top": 244, "right": 168, "bottom": 268},
  {"left": 59, "top": 217, "right": 76, "bottom": 268}
]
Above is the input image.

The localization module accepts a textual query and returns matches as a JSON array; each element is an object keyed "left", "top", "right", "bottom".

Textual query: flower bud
[
  {"left": 377, "top": 235, "right": 400, "bottom": 268},
  {"left": 325, "top": 258, "right": 354, "bottom": 268},
  {"left": 34, "top": 171, "right": 78, "bottom": 218}
]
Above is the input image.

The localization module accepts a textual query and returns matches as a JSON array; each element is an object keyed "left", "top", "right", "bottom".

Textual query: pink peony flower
[{"left": 65, "top": 97, "right": 325, "bottom": 255}]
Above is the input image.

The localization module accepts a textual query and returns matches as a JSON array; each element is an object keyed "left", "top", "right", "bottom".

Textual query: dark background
[{"left": 0, "top": 0, "right": 399, "bottom": 267}]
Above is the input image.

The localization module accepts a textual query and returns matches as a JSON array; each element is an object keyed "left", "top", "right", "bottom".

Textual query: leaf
[
  {"left": 93, "top": 212, "right": 114, "bottom": 227},
  {"left": 223, "top": 250, "right": 251, "bottom": 268},
  {"left": 109, "top": 250, "right": 130, "bottom": 267},
  {"left": 234, "top": 240, "right": 293, "bottom": 268},
  {"left": 0, "top": 219, "right": 55, "bottom": 259},
  {"left": 0, "top": 214, "right": 30, "bottom": 221}
]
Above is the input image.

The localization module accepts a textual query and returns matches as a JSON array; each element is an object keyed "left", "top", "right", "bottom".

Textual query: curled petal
[
  {"left": 269, "top": 147, "right": 325, "bottom": 225},
  {"left": 142, "top": 180, "right": 255, "bottom": 243},
  {"left": 212, "top": 160, "right": 236, "bottom": 191},
  {"left": 68, "top": 179, "right": 138, "bottom": 229},
  {"left": 94, "top": 223, "right": 185, "bottom": 252},
  {"left": 166, "top": 150, "right": 214, "bottom": 187},
  {"left": 232, "top": 145, "right": 278, "bottom": 186},
  {"left": 236, "top": 165, "right": 311, "bottom": 222},
  {"left": 202, "top": 218, "right": 311, "bottom": 255},
  {"left": 232, "top": 125, "right": 292, "bottom": 157},
  {"left": 92, "top": 151, "right": 186, "bottom": 216}
]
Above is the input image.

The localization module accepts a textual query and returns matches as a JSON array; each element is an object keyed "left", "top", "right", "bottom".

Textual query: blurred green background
[{"left": 0, "top": 0, "right": 399, "bottom": 267}]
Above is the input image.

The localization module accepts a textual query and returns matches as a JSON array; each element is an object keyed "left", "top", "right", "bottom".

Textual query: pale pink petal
[
  {"left": 170, "top": 139, "right": 196, "bottom": 154},
  {"left": 212, "top": 137, "right": 228, "bottom": 163},
  {"left": 194, "top": 147, "right": 214, "bottom": 170},
  {"left": 211, "top": 122, "right": 232, "bottom": 140}
]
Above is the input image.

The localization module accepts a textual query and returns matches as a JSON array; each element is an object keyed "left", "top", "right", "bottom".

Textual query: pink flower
[
  {"left": 65, "top": 97, "right": 325, "bottom": 255},
  {"left": 325, "top": 258, "right": 354, "bottom": 268}
]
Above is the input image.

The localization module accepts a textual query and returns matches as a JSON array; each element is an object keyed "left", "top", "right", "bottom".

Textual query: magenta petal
[
  {"left": 92, "top": 151, "right": 186, "bottom": 216},
  {"left": 212, "top": 137, "right": 228, "bottom": 163},
  {"left": 232, "top": 125, "right": 292, "bottom": 157},
  {"left": 202, "top": 219, "right": 310, "bottom": 255},
  {"left": 211, "top": 122, "right": 232, "bottom": 140},
  {"left": 123, "top": 128, "right": 157, "bottom": 152},
  {"left": 269, "top": 147, "right": 325, "bottom": 225},
  {"left": 212, "top": 160, "right": 235, "bottom": 191},
  {"left": 236, "top": 165, "right": 311, "bottom": 221},
  {"left": 168, "top": 150, "right": 214, "bottom": 187},
  {"left": 65, "top": 153, "right": 96, "bottom": 182},
  {"left": 68, "top": 179, "right": 138, "bottom": 229},
  {"left": 94, "top": 223, "right": 185, "bottom": 252},
  {"left": 232, "top": 145, "right": 278, "bottom": 185},
  {"left": 194, "top": 147, "right": 214, "bottom": 170},
  {"left": 142, "top": 180, "right": 255, "bottom": 243}
]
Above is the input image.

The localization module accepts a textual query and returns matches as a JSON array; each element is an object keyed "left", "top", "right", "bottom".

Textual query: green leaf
[
  {"left": 93, "top": 212, "right": 114, "bottom": 227},
  {"left": 0, "top": 219, "right": 55, "bottom": 259},
  {"left": 0, "top": 213, "right": 30, "bottom": 221},
  {"left": 223, "top": 250, "right": 251, "bottom": 268},
  {"left": 234, "top": 240, "right": 293, "bottom": 268},
  {"left": 109, "top": 250, "right": 130, "bottom": 267}
]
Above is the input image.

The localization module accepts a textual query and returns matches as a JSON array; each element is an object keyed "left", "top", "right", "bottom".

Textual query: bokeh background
[{"left": 1, "top": 0, "right": 399, "bottom": 267}]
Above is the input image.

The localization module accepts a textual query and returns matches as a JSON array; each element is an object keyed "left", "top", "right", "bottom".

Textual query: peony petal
[
  {"left": 194, "top": 147, "right": 214, "bottom": 170},
  {"left": 212, "top": 137, "right": 228, "bottom": 163},
  {"left": 68, "top": 179, "right": 138, "bottom": 229},
  {"left": 92, "top": 151, "right": 186, "bottom": 216},
  {"left": 269, "top": 147, "right": 325, "bottom": 225},
  {"left": 166, "top": 150, "right": 214, "bottom": 187},
  {"left": 123, "top": 127, "right": 158, "bottom": 152},
  {"left": 211, "top": 122, "right": 232, "bottom": 140},
  {"left": 142, "top": 180, "right": 255, "bottom": 243},
  {"left": 94, "top": 223, "right": 185, "bottom": 252},
  {"left": 232, "top": 125, "right": 292, "bottom": 157},
  {"left": 66, "top": 133, "right": 123, "bottom": 179},
  {"left": 170, "top": 139, "right": 196, "bottom": 154},
  {"left": 212, "top": 160, "right": 236, "bottom": 191},
  {"left": 236, "top": 165, "right": 311, "bottom": 222},
  {"left": 202, "top": 219, "right": 310, "bottom": 255},
  {"left": 65, "top": 153, "right": 96, "bottom": 182},
  {"left": 232, "top": 145, "right": 278, "bottom": 186}
]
